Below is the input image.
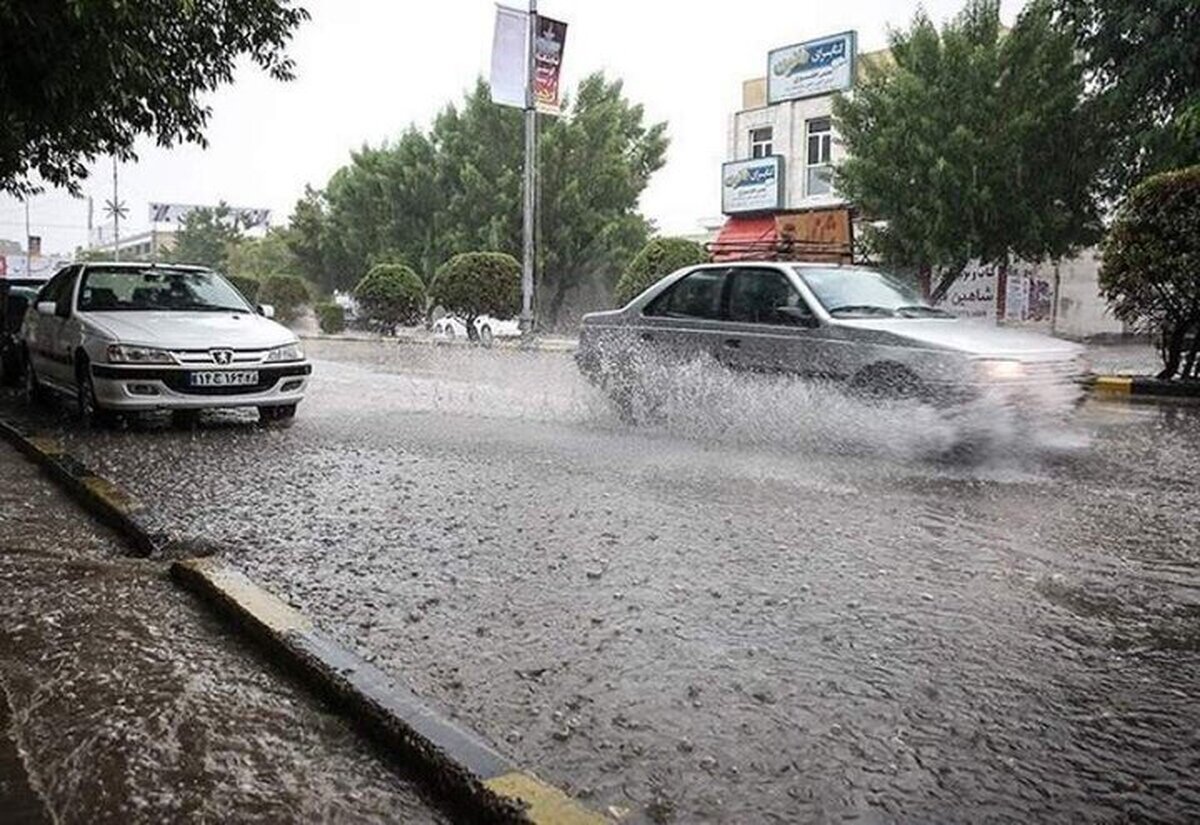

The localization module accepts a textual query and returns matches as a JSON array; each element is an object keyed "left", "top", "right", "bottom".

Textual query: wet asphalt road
[{"left": 4, "top": 338, "right": 1199, "bottom": 823}]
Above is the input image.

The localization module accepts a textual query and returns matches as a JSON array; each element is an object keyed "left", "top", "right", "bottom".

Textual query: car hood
[
  {"left": 834, "top": 317, "right": 1084, "bottom": 359},
  {"left": 83, "top": 311, "right": 297, "bottom": 349}
]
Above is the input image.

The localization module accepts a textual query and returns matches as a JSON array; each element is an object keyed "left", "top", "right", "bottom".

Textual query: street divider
[
  {"left": 1089, "top": 374, "right": 1200, "bottom": 402},
  {"left": 0, "top": 414, "right": 608, "bottom": 824}
]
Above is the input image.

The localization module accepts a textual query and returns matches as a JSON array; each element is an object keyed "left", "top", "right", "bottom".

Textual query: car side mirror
[
  {"left": 35, "top": 300, "right": 56, "bottom": 317},
  {"left": 775, "top": 306, "right": 819, "bottom": 327},
  {"left": 257, "top": 304, "right": 275, "bottom": 319}
]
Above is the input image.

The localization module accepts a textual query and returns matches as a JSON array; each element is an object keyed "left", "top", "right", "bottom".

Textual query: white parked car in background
[
  {"left": 432, "top": 314, "right": 520, "bottom": 347},
  {"left": 21, "top": 262, "right": 311, "bottom": 424}
]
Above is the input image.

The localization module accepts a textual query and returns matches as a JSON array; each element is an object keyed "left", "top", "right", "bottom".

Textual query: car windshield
[
  {"left": 77, "top": 267, "right": 251, "bottom": 313},
  {"left": 794, "top": 267, "right": 950, "bottom": 318}
]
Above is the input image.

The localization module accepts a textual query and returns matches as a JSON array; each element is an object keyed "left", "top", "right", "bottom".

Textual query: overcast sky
[{"left": 0, "top": 0, "right": 1023, "bottom": 256}]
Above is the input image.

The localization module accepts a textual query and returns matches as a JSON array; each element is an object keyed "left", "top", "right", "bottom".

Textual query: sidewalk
[{"left": 0, "top": 441, "right": 449, "bottom": 824}]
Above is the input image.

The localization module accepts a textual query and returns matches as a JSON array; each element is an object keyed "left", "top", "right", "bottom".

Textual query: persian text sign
[
  {"left": 490, "top": 4, "right": 527, "bottom": 109},
  {"left": 767, "top": 31, "right": 856, "bottom": 103},
  {"left": 775, "top": 208, "right": 852, "bottom": 258},
  {"left": 534, "top": 16, "right": 567, "bottom": 114},
  {"left": 149, "top": 203, "right": 271, "bottom": 228},
  {"left": 721, "top": 156, "right": 783, "bottom": 214}
]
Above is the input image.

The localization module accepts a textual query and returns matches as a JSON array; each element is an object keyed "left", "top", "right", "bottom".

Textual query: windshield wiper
[
  {"left": 169, "top": 304, "right": 250, "bottom": 313},
  {"left": 895, "top": 305, "right": 953, "bottom": 318},
  {"left": 827, "top": 304, "right": 896, "bottom": 317}
]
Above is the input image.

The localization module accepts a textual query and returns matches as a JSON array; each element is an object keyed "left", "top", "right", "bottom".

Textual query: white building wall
[{"left": 1052, "top": 248, "right": 1125, "bottom": 339}]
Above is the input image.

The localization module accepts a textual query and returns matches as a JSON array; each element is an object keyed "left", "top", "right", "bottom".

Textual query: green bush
[
  {"left": 429, "top": 252, "right": 520, "bottom": 341},
  {"left": 225, "top": 274, "right": 261, "bottom": 304},
  {"left": 315, "top": 301, "right": 346, "bottom": 335},
  {"left": 258, "top": 274, "right": 311, "bottom": 322},
  {"left": 1100, "top": 165, "right": 1200, "bottom": 379},
  {"left": 354, "top": 263, "right": 426, "bottom": 331},
  {"left": 614, "top": 237, "right": 707, "bottom": 306}
]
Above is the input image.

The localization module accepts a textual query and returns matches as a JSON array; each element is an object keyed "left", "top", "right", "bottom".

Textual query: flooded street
[{"left": 6, "top": 339, "right": 1199, "bottom": 823}]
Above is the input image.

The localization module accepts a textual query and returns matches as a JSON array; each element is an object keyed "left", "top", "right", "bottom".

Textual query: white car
[
  {"left": 432, "top": 314, "right": 520, "bottom": 347},
  {"left": 21, "top": 262, "right": 311, "bottom": 424}
]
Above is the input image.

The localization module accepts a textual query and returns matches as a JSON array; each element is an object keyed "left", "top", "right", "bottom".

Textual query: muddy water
[
  {"left": 0, "top": 442, "right": 449, "bottom": 824},
  {"left": 8, "top": 343, "right": 1200, "bottom": 823}
]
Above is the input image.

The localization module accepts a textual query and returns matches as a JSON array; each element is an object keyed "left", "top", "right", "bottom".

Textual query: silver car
[{"left": 577, "top": 262, "right": 1086, "bottom": 414}]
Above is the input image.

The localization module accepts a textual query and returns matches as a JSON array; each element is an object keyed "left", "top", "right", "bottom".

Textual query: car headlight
[
  {"left": 107, "top": 344, "right": 174, "bottom": 364},
  {"left": 265, "top": 342, "right": 304, "bottom": 362},
  {"left": 975, "top": 358, "right": 1026, "bottom": 381}
]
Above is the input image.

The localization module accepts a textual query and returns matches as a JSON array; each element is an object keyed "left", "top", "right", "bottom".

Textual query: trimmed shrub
[
  {"left": 1101, "top": 165, "right": 1200, "bottom": 379},
  {"left": 226, "top": 274, "right": 260, "bottom": 304},
  {"left": 354, "top": 263, "right": 426, "bottom": 331},
  {"left": 258, "top": 274, "right": 311, "bottom": 322},
  {"left": 614, "top": 237, "right": 707, "bottom": 306},
  {"left": 315, "top": 301, "right": 346, "bottom": 335},
  {"left": 429, "top": 252, "right": 520, "bottom": 341}
]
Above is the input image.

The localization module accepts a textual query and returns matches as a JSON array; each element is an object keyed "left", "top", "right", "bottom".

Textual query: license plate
[{"left": 189, "top": 370, "right": 258, "bottom": 387}]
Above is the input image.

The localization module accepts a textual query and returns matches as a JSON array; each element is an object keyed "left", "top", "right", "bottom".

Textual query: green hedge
[
  {"left": 226, "top": 274, "right": 260, "bottom": 304},
  {"left": 354, "top": 263, "right": 426, "bottom": 329},
  {"left": 429, "top": 252, "right": 521, "bottom": 332},
  {"left": 614, "top": 237, "right": 707, "bottom": 306},
  {"left": 315, "top": 301, "right": 346, "bottom": 335},
  {"left": 258, "top": 274, "right": 311, "bottom": 322}
]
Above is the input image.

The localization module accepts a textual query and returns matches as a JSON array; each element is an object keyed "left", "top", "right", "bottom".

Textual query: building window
[
  {"left": 806, "top": 117, "right": 833, "bottom": 195},
  {"left": 749, "top": 126, "right": 773, "bottom": 159}
]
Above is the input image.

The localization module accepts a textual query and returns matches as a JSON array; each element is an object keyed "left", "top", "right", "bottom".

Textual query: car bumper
[{"left": 90, "top": 362, "right": 312, "bottom": 410}]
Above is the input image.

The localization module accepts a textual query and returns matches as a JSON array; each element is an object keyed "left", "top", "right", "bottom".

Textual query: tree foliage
[
  {"left": 353, "top": 263, "right": 426, "bottom": 331},
  {"left": 0, "top": 1, "right": 308, "bottom": 195},
  {"left": 170, "top": 204, "right": 244, "bottom": 272},
  {"left": 258, "top": 274, "right": 310, "bottom": 323},
  {"left": 429, "top": 252, "right": 520, "bottom": 341},
  {"left": 1052, "top": 0, "right": 1200, "bottom": 200},
  {"left": 1100, "top": 165, "right": 1200, "bottom": 380},
  {"left": 833, "top": 0, "right": 1101, "bottom": 298},
  {"left": 227, "top": 229, "right": 300, "bottom": 281},
  {"left": 288, "top": 73, "right": 667, "bottom": 329},
  {"left": 614, "top": 237, "right": 708, "bottom": 306},
  {"left": 226, "top": 274, "right": 261, "bottom": 305}
]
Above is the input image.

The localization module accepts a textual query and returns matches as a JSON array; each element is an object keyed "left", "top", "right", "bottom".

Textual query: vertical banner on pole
[
  {"left": 490, "top": 5, "right": 528, "bottom": 108},
  {"left": 533, "top": 17, "right": 567, "bottom": 115}
]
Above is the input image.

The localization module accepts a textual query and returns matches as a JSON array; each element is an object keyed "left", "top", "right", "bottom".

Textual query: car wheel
[
  {"left": 171, "top": 409, "right": 201, "bottom": 429},
  {"left": 0, "top": 346, "right": 21, "bottom": 387},
  {"left": 258, "top": 404, "right": 298, "bottom": 423},
  {"left": 849, "top": 363, "right": 926, "bottom": 402},
  {"left": 76, "top": 360, "right": 116, "bottom": 428},
  {"left": 23, "top": 353, "right": 47, "bottom": 405}
]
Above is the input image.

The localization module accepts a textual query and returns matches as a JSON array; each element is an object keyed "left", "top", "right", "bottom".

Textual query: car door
[
  {"left": 720, "top": 266, "right": 849, "bottom": 379},
  {"left": 26, "top": 266, "right": 78, "bottom": 387},
  {"left": 632, "top": 267, "right": 731, "bottom": 366}
]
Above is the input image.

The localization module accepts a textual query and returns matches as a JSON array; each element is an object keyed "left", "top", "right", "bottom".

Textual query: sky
[{"left": 0, "top": 0, "right": 1024, "bottom": 256}]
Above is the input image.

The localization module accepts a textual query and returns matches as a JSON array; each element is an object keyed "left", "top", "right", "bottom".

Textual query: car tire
[
  {"left": 76, "top": 359, "right": 116, "bottom": 428},
  {"left": 258, "top": 404, "right": 297, "bottom": 423},
  {"left": 479, "top": 325, "right": 494, "bottom": 348},
  {"left": 849, "top": 362, "right": 926, "bottom": 402},
  {"left": 23, "top": 353, "right": 48, "bottom": 405},
  {"left": 171, "top": 409, "right": 201, "bottom": 429},
  {"left": 0, "top": 346, "right": 22, "bottom": 387}
]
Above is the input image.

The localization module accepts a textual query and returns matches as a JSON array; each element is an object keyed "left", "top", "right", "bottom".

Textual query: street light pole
[
  {"left": 520, "top": 0, "right": 538, "bottom": 338},
  {"left": 112, "top": 158, "right": 120, "bottom": 262},
  {"left": 24, "top": 198, "right": 30, "bottom": 278}
]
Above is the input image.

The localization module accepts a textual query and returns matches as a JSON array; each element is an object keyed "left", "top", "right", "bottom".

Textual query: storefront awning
[
  {"left": 707, "top": 216, "right": 779, "bottom": 261},
  {"left": 707, "top": 208, "right": 855, "bottom": 263}
]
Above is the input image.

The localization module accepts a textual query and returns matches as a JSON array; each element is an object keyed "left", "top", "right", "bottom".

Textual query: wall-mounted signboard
[
  {"left": 767, "top": 31, "right": 856, "bottom": 104},
  {"left": 721, "top": 156, "right": 784, "bottom": 214}
]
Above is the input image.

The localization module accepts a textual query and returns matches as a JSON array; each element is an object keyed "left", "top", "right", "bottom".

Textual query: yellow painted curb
[
  {"left": 1092, "top": 376, "right": 1132, "bottom": 394},
  {"left": 176, "top": 558, "right": 312, "bottom": 635},
  {"left": 81, "top": 475, "right": 142, "bottom": 514},
  {"left": 26, "top": 435, "right": 64, "bottom": 456},
  {"left": 484, "top": 772, "right": 612, "bottom": 824}
]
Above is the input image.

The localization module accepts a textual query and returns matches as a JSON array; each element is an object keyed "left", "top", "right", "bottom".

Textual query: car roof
[{"left": 77, "top": 261, "right": 211, "bottom": 271}]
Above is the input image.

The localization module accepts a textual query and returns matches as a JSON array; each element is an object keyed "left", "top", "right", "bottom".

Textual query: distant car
[
  {"left": 432, "top": 315, "right": 520, "bottom": 347},
  {"left": 1, "top": 279, "right": 44, "bottom": 385},
  {"left": 576, "top": 261, "right": 1086, "bottom": 415},
  {"left": 20, "top": 262, "right": 311, "bottom": 424}
]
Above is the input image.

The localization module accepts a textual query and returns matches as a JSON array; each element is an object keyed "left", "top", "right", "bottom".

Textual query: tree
[
  {"left": 353, "top": 264, "right": 425, "bottom": 332},
  {"left": 171, "top": 204, "right": 243, "bottom": 272},
  {"left": 833, "top": 0, "right": 1102, "bottom": 299},
  {"left": 0, "top": 1, "right": 308, "bottom": 196},
  {"left": 226, "top": 274, "right": 261, "bottom": 304},
  {"left": 429, "top": 252, "right": 520, "bottom": 342},
  {"left": 258, "top": 274, "right": 310, "bottom": 323},
  {"left": 287, "top": 186, "right": 331, "bottom": 290},
  {"left": 227, "top": 229, "right": 300, "bottom": 282},
  {"left": 1100, "top": 166, "right": 1200, "bottom": 380},
  {"left": 614, "top": 237, "right": 707, "bottom": 305},
  {"left": 1052, "top": 0, "right": 1200, "bottom": 200},
  {"left": 288, "top": 73, "right": 667, "bottom": 328}
]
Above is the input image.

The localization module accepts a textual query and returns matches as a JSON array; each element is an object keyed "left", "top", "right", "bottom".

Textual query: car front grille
[{"left": 93, "top": 363, "right": 311, "bottom": 395}]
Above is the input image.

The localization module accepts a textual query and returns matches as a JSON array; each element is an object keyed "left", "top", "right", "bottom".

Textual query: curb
[
  {"left": 1089, "top": 374, "right": 1200, "bottom": 402},
  {"left": 300, "top": 333, "right": 578, "bottom": 354},
  {"left": 172, "top": 558, "right": 608, "bottom": 825},
  {"left": 0, "top": 418, "right": 171, "bottom": 557},
  {"left": 0, "top": 416, "right": 608, "bottom": 824}
]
